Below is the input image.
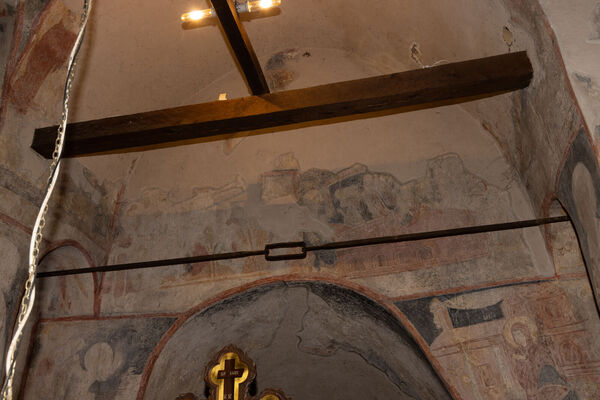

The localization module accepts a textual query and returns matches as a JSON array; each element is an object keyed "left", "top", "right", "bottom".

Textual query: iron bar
[
  {"left": 304, "top": 216, "right": 570, "bottom": 252},
  {"left": 36, "top": 216, "right": 569, "bottom": 278}
]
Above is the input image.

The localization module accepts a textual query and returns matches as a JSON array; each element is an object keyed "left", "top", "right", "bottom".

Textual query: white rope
[{"left": 1, "top": 1, "right": 93, "bottom": 398}]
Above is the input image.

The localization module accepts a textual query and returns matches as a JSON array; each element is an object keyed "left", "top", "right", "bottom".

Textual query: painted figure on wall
[
  {"left": 401, "top": 281, "right": 597, "bottom": 399},
  {"left": 503, "top": 317, "right": 573, "bottom": 399}
]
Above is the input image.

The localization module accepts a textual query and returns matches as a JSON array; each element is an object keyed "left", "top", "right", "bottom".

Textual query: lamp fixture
[
  {"left": 181, "top": 8, "right": 215, "bottom": 22},
  {"left": 181, "top": 0, "right": 281, "bottom": 23}
]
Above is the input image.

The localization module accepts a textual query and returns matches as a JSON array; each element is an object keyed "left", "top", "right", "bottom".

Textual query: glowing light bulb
[
  {"left": 181, "top": 9, "right": 214, "bottom": 22},
  {"left": 181, "top": 0, "right": 281, "bottom": 23},
  {"left": 248, "top": 0, "right": 281, "bottom": 12}
]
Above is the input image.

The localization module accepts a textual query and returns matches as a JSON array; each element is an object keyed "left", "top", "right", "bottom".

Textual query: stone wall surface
[
  {"left": 141, "top": 283, "right": 451, "bottom": 400},
  {"left": 98, "top": 150, "right": 551, "bottom": 316},
  {"left": 23, "top": 316, "right": 175, "bottom": 400},
  {"left": 536, "top": 0, "right": 600, "bottom": 329},
  {"left": 0, "top": 0, "right": 125, "bottom": 389},
  {"left": 397, "top": 278, "right": 600, "bottom": 399},
  {"left": 558, "top": 130, "right": 600, "bottom": 325},
  {"left": 539, "top": 0, "right": 600, "bottom": 147},
  {"left": 461, "top": 0, "right": 584, "bottom": 210}
]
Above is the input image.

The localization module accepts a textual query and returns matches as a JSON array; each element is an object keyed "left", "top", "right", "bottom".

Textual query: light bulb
[
  {"left": 181, "top": 9, "right": 214, "bottom": 22},
  {"left": 181, "top": 0, "right": 281, "bottom": 23},
  {"left": 247, "top": 0, "right": 281, "bottom": 12}
]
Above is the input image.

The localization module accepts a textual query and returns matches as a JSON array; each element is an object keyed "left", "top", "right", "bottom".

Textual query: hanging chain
[{"left": 1, "top": 1, "right": 93, "bottom": 398}]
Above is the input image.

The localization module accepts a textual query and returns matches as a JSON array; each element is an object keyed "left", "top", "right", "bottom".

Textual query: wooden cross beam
[
  {"left": 211, "top": 0, "right": 270, "bottom": 95},
  {"left": 31, "top": 52, "right": 532, "bottom": 159}
]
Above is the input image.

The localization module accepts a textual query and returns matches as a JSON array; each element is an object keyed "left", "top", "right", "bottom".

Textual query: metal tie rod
[{"left": 37, "top": 216, "right": 569, "bottom": 278}]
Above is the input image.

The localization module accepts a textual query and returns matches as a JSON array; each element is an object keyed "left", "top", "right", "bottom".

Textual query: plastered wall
[{"left": 1, "top": 1, "right": 600, "bottom": 399}]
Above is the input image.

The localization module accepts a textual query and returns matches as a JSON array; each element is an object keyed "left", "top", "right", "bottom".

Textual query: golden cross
[{"left": 208, "top": 353, "right": 249, "bottom": 400}]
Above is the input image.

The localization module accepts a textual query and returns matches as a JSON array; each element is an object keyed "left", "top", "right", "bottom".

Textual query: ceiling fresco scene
[{"left": 0, "top": 0, "right": 600, "bottom": 399}]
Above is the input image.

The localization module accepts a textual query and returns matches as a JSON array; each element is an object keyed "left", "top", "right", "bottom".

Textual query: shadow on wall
[
  {"left": 558, "top": 129, "right": 600, "bottom": 312},
  {"left": 0, "top": 235, "right": 25, "bottom": 384},
  {"left": 142, "top": 282, "right": 452, "bottom": 400},
  {"left": 36, "top": 244, "right": 96, "bottom": 319}
]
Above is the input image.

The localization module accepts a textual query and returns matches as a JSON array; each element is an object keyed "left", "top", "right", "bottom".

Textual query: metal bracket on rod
[{"left": 37, "top": 216, "right": 570, "bottom": 278}]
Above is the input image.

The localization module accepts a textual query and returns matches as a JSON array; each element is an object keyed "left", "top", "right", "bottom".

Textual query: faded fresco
[
  {"left": 99, "top": 152, "right": 552, "bottom": 314},
  {"left": 2, "top": 0, "right": 600, "bottom": 399},
  {"left": 540, "top": 0, "right": 600, "bottom": 148},
  {"left": 0, "top": 0, "right": 120, "bottom": 389},
  {"left": 558, "top": 130, "right": 600, "bottom": 310},
  {"left": 143, "top": 283, "right": 451, "bottom": 400},
  {"left": 37, "top": 245, "right": 96, "bottom": 319},
  {"left": 0, "top": 237, "right": 21, "bottom": 376},
  {"left": 27, "top": 149, "right": 598, "bottom": 398},
  {"left": 396, "top": 279, "right": 600, "bottom": 399},
  {"left": 22, "top": 317, "right": 175, "bottom": 400}
]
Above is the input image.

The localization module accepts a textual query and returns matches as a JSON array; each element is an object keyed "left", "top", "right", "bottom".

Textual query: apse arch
[
  {"left": 36, "top": 243, "right": 97, "bottom": 319},
  {"left": 139, "top": 280, "right": 452, "bottom": 400}
]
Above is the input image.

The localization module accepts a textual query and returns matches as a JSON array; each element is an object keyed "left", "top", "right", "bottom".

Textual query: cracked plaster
[
  {"left": 144, "top": 283, "right": 450, "bottom": 400},
  {"left": 2, "top": 0, "right": 600, "bottom": 399}
]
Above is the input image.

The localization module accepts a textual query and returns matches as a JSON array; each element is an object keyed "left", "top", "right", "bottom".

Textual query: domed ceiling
[
  {"left": 2, "top": 0, "right": 600, "bottom": 399},
  {"left": 61, "top": 0, "right": 587, "bottom": 209}
]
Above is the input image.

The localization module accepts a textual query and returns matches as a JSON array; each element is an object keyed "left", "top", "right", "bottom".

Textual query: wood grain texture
[
  {"left": 32, "top": 52, "right": 533, "bottom": 158},
  {"left": 211, "top": 0, "right": 269, "bottom": 95}
]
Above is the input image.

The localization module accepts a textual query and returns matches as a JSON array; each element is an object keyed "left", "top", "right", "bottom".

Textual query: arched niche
[
  {"left": 142, "top": 281, "right": 451, "bottom": 399},
  {"left": 37, "top": 244, "right": 96, "bottom": 318},
  {"left": 558, "top": 129, "right": 600, "bottom": 311}
]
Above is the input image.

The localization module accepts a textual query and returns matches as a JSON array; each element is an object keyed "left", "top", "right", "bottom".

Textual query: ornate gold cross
[
  {"left": 199, "top": 345, "right": 290, "bottom": 400},
  {"left": 206, "top": 347, "right": 252, "bottom": 400}
]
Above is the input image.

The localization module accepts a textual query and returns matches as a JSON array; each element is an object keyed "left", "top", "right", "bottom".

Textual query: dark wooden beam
[
  {"left": 32, "top": 52, "right": 533, "bottom": 159},
  {"left": 211, "top": 0, "right": 269, "bottom": 95}
]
